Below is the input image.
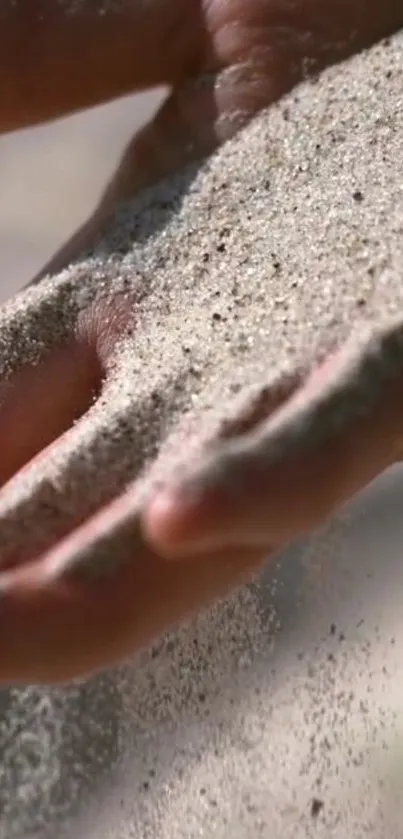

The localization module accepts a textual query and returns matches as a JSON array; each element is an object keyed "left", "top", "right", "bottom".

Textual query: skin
[{"left": 0, "top": 0, "right": 402, "bottom": 684}]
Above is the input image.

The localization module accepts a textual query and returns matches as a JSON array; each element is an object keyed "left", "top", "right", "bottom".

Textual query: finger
[
  {"left": 0, "top": 0, "right": 204, "bottom": 133},
  {"left": 0, "top": 486, "right": 266, "bottom": 684},
  {"left": 143, "top": 0, "right": 403, "bottom": 187},
  {"left": 144, "top": 319, "right": 403, "bottom": 555},
  {"left": 0, "top": 296, "right": 101, "bottom": 488},
  {"left": 210, "top": 0, "right": 403, "bottom": 74}
]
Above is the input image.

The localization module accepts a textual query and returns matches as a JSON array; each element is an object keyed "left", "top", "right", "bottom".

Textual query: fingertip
[
  {"left": 143, "top": 490, "right": 193, "bottom": 554},
  {"left": 143, "top": 487, "right": 217, "bottom": 558}
]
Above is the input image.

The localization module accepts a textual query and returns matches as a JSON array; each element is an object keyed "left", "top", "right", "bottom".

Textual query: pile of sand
[{"left": 0, "top": 29, "right": 402, "bottom": 839}]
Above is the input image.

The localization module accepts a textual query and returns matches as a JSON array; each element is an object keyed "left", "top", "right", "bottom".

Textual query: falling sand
[{"left": 0, "top": 29, "right": 403, "bottom": 839}]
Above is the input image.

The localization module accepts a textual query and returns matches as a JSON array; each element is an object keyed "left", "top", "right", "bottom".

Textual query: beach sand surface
[{"left": 0, "top": 31, "right": 402, "bottom": 839}]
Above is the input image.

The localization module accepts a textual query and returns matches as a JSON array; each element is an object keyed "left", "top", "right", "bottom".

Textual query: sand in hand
[
  {"left": 0, "top": 33, "right": 402, "bottom": 574},
  {"left": 0, "top": 30, "right": 403, "bottom": 838}
]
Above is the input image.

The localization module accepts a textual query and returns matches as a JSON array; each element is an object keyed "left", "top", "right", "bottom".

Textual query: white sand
[{"left": 0, "top": 29, "right": 402, "bottom": 839}]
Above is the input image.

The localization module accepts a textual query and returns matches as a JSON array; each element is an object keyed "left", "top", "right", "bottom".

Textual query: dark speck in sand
[{"left": 310, "top": 798, "right": 324, "bottom": 818}]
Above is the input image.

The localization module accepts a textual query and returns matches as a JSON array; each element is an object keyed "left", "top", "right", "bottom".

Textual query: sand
[{"left": 0, "top": 28, "right": 403, "bottom": 839}]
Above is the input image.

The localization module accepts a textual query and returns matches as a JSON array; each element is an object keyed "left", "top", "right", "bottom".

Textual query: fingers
[
  {"left": 1, "top": 0, "right": 402, "bottom": 135},
  {"left": 0, "top": 291, "right": 146, "bottom": 568},
  {"left": 0, "top": 0, "right": 204, "bottom": 132},
  {"left": 212, "top": 0, "right": 403, "bottom": 71},
  {"left": 0, "top": 487, "right": 266, "bottom": 684},
  {"left": 28, "top": 1, "right": 403, "bottom": 282},
  {"left": 144, "top": 320, "right": 403, "bottom": 555}
]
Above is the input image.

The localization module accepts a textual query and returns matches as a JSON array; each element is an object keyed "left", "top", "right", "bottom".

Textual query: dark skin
[{"left": 0, "top": 0, "right": 402, "bottom": 684}]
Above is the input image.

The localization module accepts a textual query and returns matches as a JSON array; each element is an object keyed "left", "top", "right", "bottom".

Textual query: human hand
[
  {"left": 0, "top": 296, "right": 402, "bottom": 684},
  {"left": 5, "top": 0, "right": 400, "bottom": 278}
]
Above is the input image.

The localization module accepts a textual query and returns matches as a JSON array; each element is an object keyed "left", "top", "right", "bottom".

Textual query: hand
[
  {"left": 0, "top": 294, "right": 266, "bottom": 684},
  {"left": 0, "top": 0, "right": 402, "bottom": 685},
  {"left": 0, "top": 299, "right": 402, "bottom": 685},
  {"left": 3, "top": 0, "right": 400, "bottom": 278}
]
